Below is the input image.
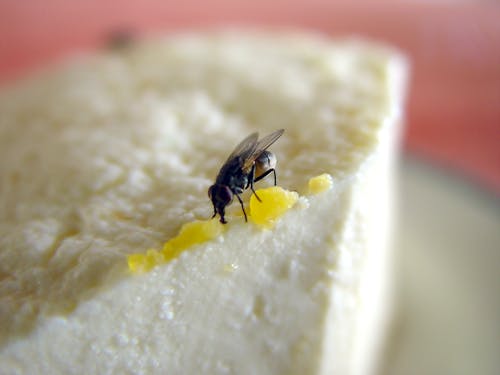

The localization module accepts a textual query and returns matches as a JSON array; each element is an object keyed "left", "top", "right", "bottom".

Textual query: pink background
[{"left": 1, "top": 0, "right": 499, "bottom": 192}]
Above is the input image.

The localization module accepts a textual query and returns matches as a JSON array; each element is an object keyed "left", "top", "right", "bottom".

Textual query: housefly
[{"left": 208, "top": 129, "right": 285, "bottom": 224}]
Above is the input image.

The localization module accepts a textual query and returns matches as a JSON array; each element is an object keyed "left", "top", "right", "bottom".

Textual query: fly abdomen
[{"left": 255, "top": 151, "right": 276, "bottom": 179}]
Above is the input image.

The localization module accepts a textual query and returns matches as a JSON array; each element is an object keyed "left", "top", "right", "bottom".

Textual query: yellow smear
[
  {"left": 249, "top": 186, "right": 298, "bottom": 229},
  {"left": 162, "top": 219, "right": 225, "bottom": 261},
  {"left": 128, "top": 249, "right": 165, "bottom": 274},
  {"left": 128, "top": 219, "right": 225, "bottom": 274},
  {"left": 308, "top": 173, "right": 333, "bottom": 194}
]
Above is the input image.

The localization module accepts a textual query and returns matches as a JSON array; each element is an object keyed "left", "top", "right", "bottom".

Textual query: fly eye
[
  {"left": 209, "top": 185, "right": 233, "bottom": 204},
  {"left": 219, "top": 186, "right": 233, "bottom": 204}
]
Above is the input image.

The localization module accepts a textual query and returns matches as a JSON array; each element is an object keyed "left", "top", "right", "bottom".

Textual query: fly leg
[
  {"left": 248, "top": 164, "right": 262, "bottom": 202},
  {"left": 220, "top": 214, "right": 227, "bottom": 224},
  {"left": 235, "top": 193, "right": 248, "bottom": 222},
  {"left": 254, "top": 168, "right": 277, "bottom": 186}
]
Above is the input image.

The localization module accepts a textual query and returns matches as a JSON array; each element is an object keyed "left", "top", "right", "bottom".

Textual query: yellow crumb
[
  {"left": 308, "top": 173, "right": 333, "bottom": 194},
  {"left": 249, "top": 186, "right": 299, "bottom": 229},
  {"left": 223, "top": 263, "right": 239, "bottom": 273}
]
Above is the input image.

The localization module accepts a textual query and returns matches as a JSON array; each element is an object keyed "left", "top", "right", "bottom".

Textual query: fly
[{"left": 208, "top": 129, "right": 285, "bottom": 224}]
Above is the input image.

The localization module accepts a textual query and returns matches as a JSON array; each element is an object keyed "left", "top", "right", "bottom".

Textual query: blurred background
[
  {"left": 1, "top": 0, "right": 499, "bottom": 192},
  {"left": 0, "top": 1, "right": 498, "bottom": 374}
]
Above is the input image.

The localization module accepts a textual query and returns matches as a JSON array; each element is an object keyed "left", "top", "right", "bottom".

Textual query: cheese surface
[{"left": 0, "top": 33, "right": 406, "bottom": 374}]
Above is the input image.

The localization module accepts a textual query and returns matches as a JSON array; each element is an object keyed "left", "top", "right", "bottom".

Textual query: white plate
[{"left": 381, "top": 157, "right": 500, "bottom": 375}]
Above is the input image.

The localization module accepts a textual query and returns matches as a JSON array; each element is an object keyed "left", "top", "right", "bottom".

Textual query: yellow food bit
[
  {"left": 127, "top": 219, "right": 225, "bottom": 274},
  {"left": 223, "top": 263, "right": 239, "bottom": 273},
  {"left": 308, "top": 173, "right": 333, "bottom": 194},
  {"left": 249, "top": 186, "right": 298, "bottom": 229}
]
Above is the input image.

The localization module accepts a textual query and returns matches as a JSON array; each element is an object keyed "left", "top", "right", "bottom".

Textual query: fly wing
[
  {"left": 225, "top": 132, "right": 259, "bottom": 164},
  {"left": 242, "top": 129, "right": 284, "bottom": 172}
]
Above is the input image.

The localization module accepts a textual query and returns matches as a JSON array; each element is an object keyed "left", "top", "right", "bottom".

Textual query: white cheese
[{"left": 0, "top": 32, "right": 406, "bottom": 374}]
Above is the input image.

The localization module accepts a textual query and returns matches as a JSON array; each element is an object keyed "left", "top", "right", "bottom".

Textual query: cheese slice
[{"left": 0, "top": 32, "right": 406, "bottom": 374}]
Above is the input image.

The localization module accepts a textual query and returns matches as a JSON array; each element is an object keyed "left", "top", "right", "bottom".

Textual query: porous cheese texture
[{"left": 0, "top": 33, "right": 406, "bottom": 374}]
